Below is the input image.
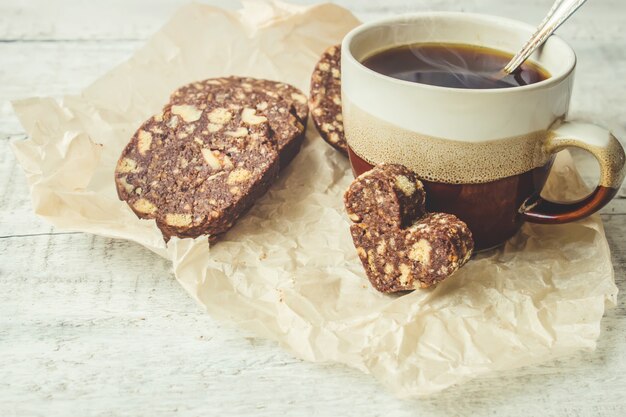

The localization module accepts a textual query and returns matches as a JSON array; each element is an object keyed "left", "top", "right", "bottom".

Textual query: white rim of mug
[{"left": 342, "top": 12, "right": 577, "bottom": 94}]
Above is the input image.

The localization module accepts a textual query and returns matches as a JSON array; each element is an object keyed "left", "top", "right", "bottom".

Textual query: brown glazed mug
[{"left": 341, "top": 13, "right": 626, "bottom": 250}]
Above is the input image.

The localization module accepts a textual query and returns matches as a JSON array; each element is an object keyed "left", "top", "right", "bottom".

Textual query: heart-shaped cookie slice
[{"left": 345, "top": 164, "right": 474, "bottom": 293}]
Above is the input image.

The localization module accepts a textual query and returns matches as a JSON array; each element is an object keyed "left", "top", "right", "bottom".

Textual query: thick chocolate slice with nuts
[
  {"left": 309, "top": 45, "right": 346, "bottom": 155},
  {"left": 170, "top": 77, "right": 309, "bottom": 168},
  {"left": 115, "top": 102, "right": 279, "bottom": 240},
  {"left": 345, "top": 164, "right": 474, "bottom": 292}
]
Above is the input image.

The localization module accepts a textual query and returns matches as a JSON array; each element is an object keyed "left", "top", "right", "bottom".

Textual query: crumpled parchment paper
[{"left": 11, "top": 1, "right": 617, "bottom": 397}]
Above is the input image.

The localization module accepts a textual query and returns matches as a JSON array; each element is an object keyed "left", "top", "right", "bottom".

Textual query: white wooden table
[{"left": 1, "top": 1, "right": 625, "bottom": 416}]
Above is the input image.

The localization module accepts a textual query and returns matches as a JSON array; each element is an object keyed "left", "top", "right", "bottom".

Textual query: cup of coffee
[{"left": 341, "top": 12, "right": 626, "bottom": 250}]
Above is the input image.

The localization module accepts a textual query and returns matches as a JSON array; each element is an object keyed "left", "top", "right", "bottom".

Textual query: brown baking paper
[{"left": 11, "top": 1, "right": 618, "bottom": 397}]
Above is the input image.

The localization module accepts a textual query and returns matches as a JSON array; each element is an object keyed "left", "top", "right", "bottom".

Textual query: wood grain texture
[{"left": 1, "top": 1, "right": 625, "bottom": 416}]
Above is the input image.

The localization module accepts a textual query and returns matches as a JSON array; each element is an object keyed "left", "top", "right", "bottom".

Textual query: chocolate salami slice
[
  {"left": 170, "top": 77, "right": 308, "bottom": 168},
  {"left": 345, "top": 164, "right": 474, "bottom": 293},
  {"left": 309, "top": 44, "right": 346, "bottom": 155},
  {"left": 115, "top": 102, "right": 279, "bottom": 240},
  {"left": 344, "top": 163, "right": 426, "bottom": 228}
]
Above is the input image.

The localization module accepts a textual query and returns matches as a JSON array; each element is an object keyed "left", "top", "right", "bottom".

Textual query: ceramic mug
[{"left": 341, "top": 12, "right": 626, "bottom": 250}]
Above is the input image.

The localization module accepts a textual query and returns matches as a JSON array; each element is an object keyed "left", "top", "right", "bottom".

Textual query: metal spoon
[{"left": 502, "top": 0, "right": 588, "bottom": 75}]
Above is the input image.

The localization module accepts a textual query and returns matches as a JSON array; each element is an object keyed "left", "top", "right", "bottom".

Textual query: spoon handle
[{"left": 503, "top": 0, "right": 588, "bottom": 74}]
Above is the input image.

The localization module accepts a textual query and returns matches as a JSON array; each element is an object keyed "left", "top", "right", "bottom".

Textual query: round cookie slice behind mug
[{"left": 310, "top": 45, "right": 348, "bottom": 155}]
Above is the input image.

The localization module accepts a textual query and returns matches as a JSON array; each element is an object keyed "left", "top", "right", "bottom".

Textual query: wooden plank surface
[{"left": 1, "top": 1, "right": 625, "bottom": 416}]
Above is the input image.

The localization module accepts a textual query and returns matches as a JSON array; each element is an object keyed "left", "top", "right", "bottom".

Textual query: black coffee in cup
[{"left": 361, "top": 43, "right": 550, "bottom": 89}]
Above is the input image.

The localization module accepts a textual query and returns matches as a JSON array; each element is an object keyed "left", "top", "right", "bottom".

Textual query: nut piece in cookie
[
  {"left": 115, "top": 103, "right": 279, "bottom": 241},
  {"left": 309, "top": 45, "right": 347, "bottom": 155},
  {"left": 344, "top": 164, "right": 474, "bottom": 293}
]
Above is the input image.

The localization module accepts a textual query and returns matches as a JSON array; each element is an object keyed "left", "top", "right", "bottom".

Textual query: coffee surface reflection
[{"left": 361, "top": 43, "right": 550, "bottom": 89}]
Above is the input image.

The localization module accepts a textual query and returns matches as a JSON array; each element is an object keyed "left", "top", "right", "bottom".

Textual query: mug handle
[{"left": 521, "top": 121, "right": 626, "bottom": 224}]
